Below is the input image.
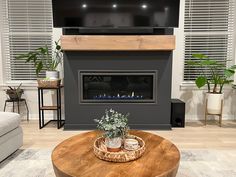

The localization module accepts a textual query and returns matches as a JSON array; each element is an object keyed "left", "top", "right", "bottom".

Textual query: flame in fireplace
[{"left": 93, "top": 92, "right": 144, "bottom": 100}]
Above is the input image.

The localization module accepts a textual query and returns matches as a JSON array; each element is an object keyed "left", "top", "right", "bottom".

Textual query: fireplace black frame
[
  {"left": 79, "top": 70, "right": 158, "bottom": 104},
  {"left": 63, "top": 50, "right": 173, "bottom": 130}
]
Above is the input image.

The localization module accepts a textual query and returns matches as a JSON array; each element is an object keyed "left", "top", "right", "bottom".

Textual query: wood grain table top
[{"left": 52, "top": 130, "right": 180, "bottom": 177}]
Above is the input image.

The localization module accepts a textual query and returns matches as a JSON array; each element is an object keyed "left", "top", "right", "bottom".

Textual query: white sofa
[{"left": 0, "top": 112, "right": 23, "bottom": 162}]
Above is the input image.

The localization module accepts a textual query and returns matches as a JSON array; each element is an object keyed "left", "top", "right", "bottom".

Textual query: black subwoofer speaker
[{"left": 171, "top": 99, "right": 185, "bottom": 127}]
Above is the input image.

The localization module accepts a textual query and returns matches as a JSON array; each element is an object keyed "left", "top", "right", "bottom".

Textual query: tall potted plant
[
  {"left": 187, "top": 54, "right": 236, "bottom": 114},
  {"left": 94, "top": 109, "right": 129, "bottom": 152},
  {"left": 16, "top": 40, "right": 62, "bottom": 80}
]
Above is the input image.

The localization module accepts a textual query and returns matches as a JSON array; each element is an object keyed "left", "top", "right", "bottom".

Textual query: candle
[{"left": 124, "top": 138, "right": 139, "bottom": 150}]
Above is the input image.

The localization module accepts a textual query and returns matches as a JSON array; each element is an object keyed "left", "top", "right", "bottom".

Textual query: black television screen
[{"left": 52, "top": 0, "right": 180, "bottom": 28}]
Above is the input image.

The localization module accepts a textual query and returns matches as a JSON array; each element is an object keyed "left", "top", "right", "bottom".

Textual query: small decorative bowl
[{"left": 124, "top": 138, "right": 140, "bottom": 151}]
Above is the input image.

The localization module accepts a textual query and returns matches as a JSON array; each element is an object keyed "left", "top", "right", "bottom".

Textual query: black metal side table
[
  {"left": 4, "top": 98, "right": 29, "bottom": 121},
  {"left": 38, "top": 86, "right": 64, "bottom": 129}
]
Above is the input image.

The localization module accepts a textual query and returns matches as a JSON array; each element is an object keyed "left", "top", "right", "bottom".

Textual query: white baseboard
[
  {"left": 185, "top": 114, "right": 236, "bottom": 121},
  {"left": 19, "top": 113, "right": 65, "bottom": 121},
  {"left": 23, "top": 113, "right": 235, "bottom": 121}
]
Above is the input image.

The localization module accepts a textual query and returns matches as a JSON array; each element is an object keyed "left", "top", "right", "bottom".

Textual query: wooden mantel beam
[{"left": 61, "top": 35, "right": 175, "bottom": 51}]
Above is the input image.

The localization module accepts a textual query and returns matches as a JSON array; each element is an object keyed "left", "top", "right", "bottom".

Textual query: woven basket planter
[
  {"left": 6, "top": 89, "right": 24, "bottom": 101},
  {"left": 37, "top": 79, "right": 61, "bottom": 88},
  {"left": 93, "top": 135, "right": 145, "bottom": 163}
]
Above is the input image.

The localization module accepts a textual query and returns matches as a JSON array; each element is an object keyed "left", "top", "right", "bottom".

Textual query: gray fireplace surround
[{"left": 63, "top": 50, "right": 173, "bottom": 130}]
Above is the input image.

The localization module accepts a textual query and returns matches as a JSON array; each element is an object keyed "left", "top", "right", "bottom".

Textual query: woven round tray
[{"left": 93, "top": 135, "right": 145, "bottom": 163}]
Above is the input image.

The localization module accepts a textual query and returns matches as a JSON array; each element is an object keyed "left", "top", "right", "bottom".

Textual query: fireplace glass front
[{"left": 79, "top": 71, "right": 157, "bottom": 103}]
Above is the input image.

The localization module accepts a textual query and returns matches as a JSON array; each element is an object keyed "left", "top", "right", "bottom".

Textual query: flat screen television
[{"left": 52, "top": 0, "right": 180, "bottom": 28}]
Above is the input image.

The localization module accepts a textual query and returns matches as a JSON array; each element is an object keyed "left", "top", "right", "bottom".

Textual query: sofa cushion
[{"left": 0, "top": 112, "right": 21, "bottom": 137}]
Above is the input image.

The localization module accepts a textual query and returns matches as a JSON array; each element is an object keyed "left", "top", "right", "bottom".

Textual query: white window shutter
[
  {"left": 1, "top": 0, "right": 53, "bottom": 81},
  {"left": 184, "top": 0, "right": 235, "bottom": 81}
]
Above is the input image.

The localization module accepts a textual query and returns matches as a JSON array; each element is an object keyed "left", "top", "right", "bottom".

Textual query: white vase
[
  {"left": 46, "top": 71, "right": 59, "bottom": 80},
  {"left": 105, "top": 137, "right": 122, "bottom": 152},
  {"left": 206, "top": 93, "right": 223, "bottom": 114}
]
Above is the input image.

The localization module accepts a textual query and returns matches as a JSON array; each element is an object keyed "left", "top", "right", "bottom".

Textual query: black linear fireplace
[
  {"left": 80, "top": 71, "right": 157, "bottom": 103},
  {"left": 63, "top": 49, "right": 173, "bottom": 130}
]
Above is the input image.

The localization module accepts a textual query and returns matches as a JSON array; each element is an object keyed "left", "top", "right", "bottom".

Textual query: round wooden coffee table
[{"left": 52, "top": 130, "right": 180, "bottom": 177}]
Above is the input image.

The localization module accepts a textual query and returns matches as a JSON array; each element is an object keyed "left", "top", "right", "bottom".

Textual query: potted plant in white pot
[
  {"left": 16, "top": 40, "right": 62, "bottom": 80},
  {"left": 187, "top": 53, "right": 236, "bottom": 114},
  {"left": 94, "top": 109, "right": 129, "bottom": 152}
]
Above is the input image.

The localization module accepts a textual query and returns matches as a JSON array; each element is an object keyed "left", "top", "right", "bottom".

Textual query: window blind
[
  {"left": 1, "top": 0, "right": 53, "bottom": 81},
  {"left": 184, "top": 0, "right": 235, "bottom": 81}
]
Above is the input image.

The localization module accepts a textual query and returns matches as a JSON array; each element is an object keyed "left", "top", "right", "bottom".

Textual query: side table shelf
[{"left": 38, "top": 86, "right": 65, "bottom": 129}]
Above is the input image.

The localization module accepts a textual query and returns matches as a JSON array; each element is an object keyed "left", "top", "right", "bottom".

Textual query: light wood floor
[{"left": 21, "top": 120, "right": 236, "bottom": 150}]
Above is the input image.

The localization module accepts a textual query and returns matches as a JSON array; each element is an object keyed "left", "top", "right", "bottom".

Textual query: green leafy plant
[
  {"left": 6, "top": 83, "right": 24, "bottom": 100},
  {"left": 187, "top": 54, "right": 236, "bottom": 93},
  {"left": 94, "top": 109, "right": 129, "bottom": 139},
  {"left": 16, "top": 40, "right": 62, "bottom": 76}
]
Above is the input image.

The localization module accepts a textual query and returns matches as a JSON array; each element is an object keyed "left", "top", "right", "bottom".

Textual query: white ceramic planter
[
  {"left": 105, "top": 137, "right": 122, "bottom": 152},
  {"left": 206, "top": 93, "right": 223, "bottom": 114},
  {"left": 46, "top": 71, "right": 59, "bottom": 80}
]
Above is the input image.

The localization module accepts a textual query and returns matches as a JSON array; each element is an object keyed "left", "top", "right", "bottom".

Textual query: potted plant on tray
[
  {"left": 187, "top": 53, "right": 236, "bottom": 114},
  {"left": 16, "top": 40, "right": 63, "bottom": 81},
  {"left": 94, "top": 109, "right": 129, "bottom": 152},
  {"left": 6, "top": 83, "right": 24, "bottom": 101}
]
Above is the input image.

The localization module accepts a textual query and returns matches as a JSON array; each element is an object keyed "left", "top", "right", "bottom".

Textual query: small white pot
[
  {"left": 105, "top": 137, "right": 122, "bottom": 152},
  {"left": 46, "top": 71, "right": 59, "bottom": 80},
  {"left": 206, "top": 93, "right": 223, "bottom": 114}
]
